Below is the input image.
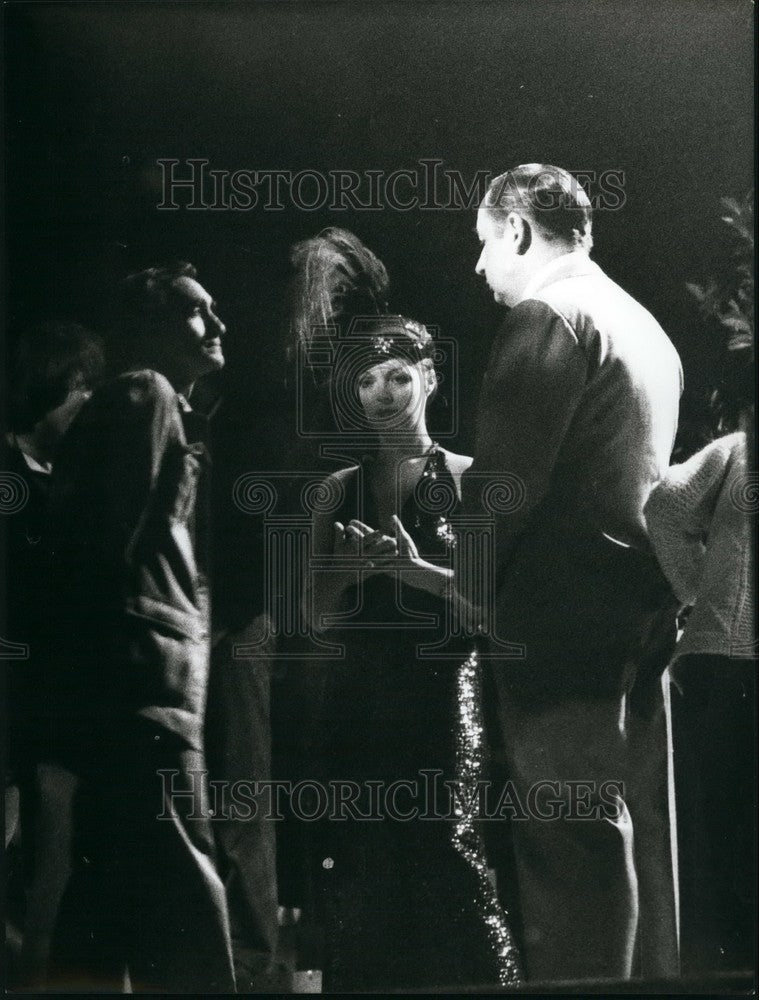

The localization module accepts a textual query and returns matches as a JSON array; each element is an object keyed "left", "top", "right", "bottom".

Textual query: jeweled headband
[{"left": 341, "top": 314, "right": 433, "bottom": 374}]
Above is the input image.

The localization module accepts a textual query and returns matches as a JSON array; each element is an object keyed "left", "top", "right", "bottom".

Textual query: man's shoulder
[
  {"left": 499, "top": 296, "right": 576, "bottom": 331},
  {"left": 528, "top": 262, "right": 678, "bottom": 360},
  {"left": 81, "top": 370, "right": 180, "bottom": 425},
  {"left": 64, "top": 370, "right": 183, "bottom": 455},
  {"left": 494, "top": 297, "right": 583, "bottom": 353},
  {"left": 537, "top": 261, "right": 660, "bottom": 329},
  {"left": 98, "top": 369, "right": 177, "bottom": 407}
]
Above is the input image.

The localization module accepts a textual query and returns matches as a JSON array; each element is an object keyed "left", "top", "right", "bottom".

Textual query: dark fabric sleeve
[
  {"left": 51, "top": 371, "right": 184, "bottom": 562},
  {"left": 44, "top": 372, "right": 196, "bottom": 759},
  {"left": 461, "top": 299, "right": 588, "bottom": 567}
]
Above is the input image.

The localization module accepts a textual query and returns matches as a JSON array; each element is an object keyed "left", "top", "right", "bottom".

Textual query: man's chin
[
  {"left": 203, "top": 346, "right": 225, "bottom": 370},
  {"left": 192, "top": 357, "right": 224, "bottom": 383}
]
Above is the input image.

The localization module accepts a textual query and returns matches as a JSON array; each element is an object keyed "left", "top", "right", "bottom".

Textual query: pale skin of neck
[
  {"left": 370, "top": 425, "right": 434, "bottom": 530},
  {"left": 374, "top": 426, "right": 433, "bottom": 460}
]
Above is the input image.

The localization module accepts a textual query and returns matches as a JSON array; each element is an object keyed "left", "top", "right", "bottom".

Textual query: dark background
[{"left": 3, "top": 0, "right": 754, "bottom": 615}]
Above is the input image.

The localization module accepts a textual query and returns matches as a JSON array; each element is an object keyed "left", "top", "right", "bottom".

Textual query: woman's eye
[{"left": 393, "top": 374, "right": 412, "bottom": 384}]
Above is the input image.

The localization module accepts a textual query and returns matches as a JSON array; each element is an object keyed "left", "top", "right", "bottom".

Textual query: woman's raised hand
[
  {"left": 332, "top": 519, "right": 398, "bottom": 564},
  {"left": 370, "top": 515, "right": 454, "bottom": 598},
  {"left": 333, "top": 515, "right": 453, "bottom": 598},
  {"left": 391, "top": 514, "right": 420, "bottom": 561}
]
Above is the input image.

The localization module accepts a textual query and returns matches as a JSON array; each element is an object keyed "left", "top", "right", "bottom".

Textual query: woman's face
[{"left": 357, "top": 358, "right": 428, "bottom": 431}]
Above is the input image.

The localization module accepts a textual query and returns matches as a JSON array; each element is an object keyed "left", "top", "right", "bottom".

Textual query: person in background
[
  {"left": 645, "top": 348, "right": 756, "bottom": 974},
  {"left": 3, "top": 321, "right": 104, "bottom": 989}
]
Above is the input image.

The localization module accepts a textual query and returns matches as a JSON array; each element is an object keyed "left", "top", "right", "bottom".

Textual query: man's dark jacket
[
  {"left": 50, "top": 369, "right": 211, "bottom": 754},
  {"left": 463, "top": 251, "right": 683, "bottom": 683}
]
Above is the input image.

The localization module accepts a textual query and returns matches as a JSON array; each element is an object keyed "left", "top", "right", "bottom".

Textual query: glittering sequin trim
[{"left": 451, "top": 650, "right": 524, "bottom": 985}]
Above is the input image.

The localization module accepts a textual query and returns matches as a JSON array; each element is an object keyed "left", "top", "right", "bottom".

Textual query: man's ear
[{"left": 507, "top": 212, "right": 532, "bottom": 255}]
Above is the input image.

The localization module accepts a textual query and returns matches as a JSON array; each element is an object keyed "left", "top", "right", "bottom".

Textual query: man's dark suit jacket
[
  {"left": 463, "top": 251, "right": 682, "bottom": 693},
  {"left": 50, "top": 369, "right": 212, "bottom": 756}
]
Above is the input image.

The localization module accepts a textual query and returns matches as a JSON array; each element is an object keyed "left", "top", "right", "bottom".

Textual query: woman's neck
[{"left": 374, "top": 429, "right": 433, "bottom": 464}]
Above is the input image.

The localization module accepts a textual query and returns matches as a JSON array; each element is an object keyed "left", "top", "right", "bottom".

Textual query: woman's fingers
[
  {"left": 344, "top": 523, "right": 363, "bottom": 544},
  {"left": 337, "top": 517, "right": 415, "bottom": 560},
  {"left": 345, "top": 524, "right": 398, "bottom": 556},
  {"left": 348, "top": 519, "right": 375, "bottom": 536},
  {"left": 365, "top": 537, "right": 397, "bottom": 556},
  {"left": 392, "top": 515, "right": 419, "bottom": 558},
  {"left": 333, "top": 520, "right": 399, "bottom": 569},
  {"left": 333, "top": 521, "right": 352, "bottom": 556}
]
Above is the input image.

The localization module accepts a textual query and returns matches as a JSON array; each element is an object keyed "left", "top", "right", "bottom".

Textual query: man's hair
[
  {"left": 8, "top": 322, "right": 105, "bottom": 432},
  {"left": 483, "top": 164, "right": 593, "bottom": 251},
  {"left": 117, "top": 261, "right": 198, "bottom": 326},
  {"left": 109, "top": 261, "right": 198, "bottom": 372}
]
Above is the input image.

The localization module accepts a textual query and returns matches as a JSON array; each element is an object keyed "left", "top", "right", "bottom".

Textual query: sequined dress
[{"left": 306, "top": 446, "right": 523, "bottom": 991}]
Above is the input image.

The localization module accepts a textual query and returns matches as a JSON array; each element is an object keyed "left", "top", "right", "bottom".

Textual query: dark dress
[{"left": 305, "top": 446, "right": 522, "bottom": 992}]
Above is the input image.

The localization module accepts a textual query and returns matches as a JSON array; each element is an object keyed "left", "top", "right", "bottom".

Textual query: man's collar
[
  {"left": 5, "top": 433, "right": 52, "bottom": 475},
  {"left": 180, "top": 387, "right": 224, "bottom": 420},
  {"left": 20, "top": 450, "right": 52, "bottom": 475},
  {"left": 518, "top": 250, "right": 598, "bottom": 303}
]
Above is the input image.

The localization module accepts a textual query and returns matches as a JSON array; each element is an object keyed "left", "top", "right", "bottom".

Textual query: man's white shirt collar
[{"left": 518, "top": 250, "right": 592, "bottom": 303}]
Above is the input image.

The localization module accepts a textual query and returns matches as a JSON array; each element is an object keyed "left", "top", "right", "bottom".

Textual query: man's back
[
  {"left": 468, "top": 252, "right": 681, "bottom": 546},
  {"left": 524, "top": 253, "right": 682, "bottom": 546}
]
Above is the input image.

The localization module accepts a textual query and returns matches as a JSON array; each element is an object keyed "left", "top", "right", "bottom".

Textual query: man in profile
[
  {"left": 464, "top": 165, "right": 682, "bottom": 981},
  {"left": 48, "top": 264, "right": 236, "bottom": 992}
]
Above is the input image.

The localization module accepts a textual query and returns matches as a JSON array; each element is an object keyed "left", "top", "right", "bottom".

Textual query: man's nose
[{"left": 211, "top": 312, "right": 226, "bottom": 337}]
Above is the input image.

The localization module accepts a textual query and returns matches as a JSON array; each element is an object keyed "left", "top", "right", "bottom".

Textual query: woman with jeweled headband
[{"left": 289, "top": 228, "right": 523, "bottom": 991}]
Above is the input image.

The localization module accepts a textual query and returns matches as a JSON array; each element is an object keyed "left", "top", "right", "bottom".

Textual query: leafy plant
[{"left": 686, "top": 191, "right": 754, "bottom": 356}]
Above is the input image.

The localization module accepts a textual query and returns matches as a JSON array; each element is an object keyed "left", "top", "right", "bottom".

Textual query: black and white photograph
[{"left": 2, "top": 1, "right": 755, "bottom": 994}]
